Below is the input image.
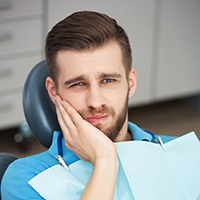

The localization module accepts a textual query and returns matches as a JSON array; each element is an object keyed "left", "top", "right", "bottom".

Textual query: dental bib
[{"left": 29, "top": 131, "right": 200, "bottom": 200}]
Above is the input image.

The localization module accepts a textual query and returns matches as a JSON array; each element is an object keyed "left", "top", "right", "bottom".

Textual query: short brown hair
[{"left": 45, "top": 11, "right": 132, "bottom": 85}]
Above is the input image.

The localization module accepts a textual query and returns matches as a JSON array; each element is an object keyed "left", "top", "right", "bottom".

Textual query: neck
[{"left": 114, "top": 117, "right": 132, "bottom": 142}]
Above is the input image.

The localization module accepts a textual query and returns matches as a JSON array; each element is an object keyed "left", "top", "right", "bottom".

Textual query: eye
[
  {"left": 102, "top": 78, "right": 115, "bottom": 83},
  {"left": 70, "top": 82, "right": 86, "bottom": 88}
]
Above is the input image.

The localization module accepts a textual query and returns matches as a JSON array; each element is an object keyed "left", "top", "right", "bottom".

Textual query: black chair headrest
[{"left": 23, "top": 60, "right": 61, "bottom": 148}]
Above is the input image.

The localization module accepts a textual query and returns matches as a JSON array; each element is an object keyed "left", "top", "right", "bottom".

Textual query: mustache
[{"left": 78, "top": 106, "right": 115, "bottom": 118}]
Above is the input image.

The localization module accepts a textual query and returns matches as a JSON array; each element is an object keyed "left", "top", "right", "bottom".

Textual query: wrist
[{"left": 94, "top": 148, "right": 119, "bottom": 171}]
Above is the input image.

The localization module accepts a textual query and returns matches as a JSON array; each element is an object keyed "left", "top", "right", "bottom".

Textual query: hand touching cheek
[{"left": 54, "top": 95, "right": 117, "bottom": 165}]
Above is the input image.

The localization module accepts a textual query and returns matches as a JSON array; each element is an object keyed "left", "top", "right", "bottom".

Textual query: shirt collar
[{"left": 128, "top": 122, "right": 153, "bottom": 142}]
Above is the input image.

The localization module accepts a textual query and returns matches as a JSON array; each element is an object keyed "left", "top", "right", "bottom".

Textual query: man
[{"left": 1, "top": 11, "right": 173, "bottom": 199}]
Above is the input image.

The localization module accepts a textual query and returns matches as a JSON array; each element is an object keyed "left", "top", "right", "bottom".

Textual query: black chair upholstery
[
  {"left": 23, "top": 60, "right": 61, "bottom": 148},
  {"left": 0, "top": 153, "right": 18, "bottom": 200}
]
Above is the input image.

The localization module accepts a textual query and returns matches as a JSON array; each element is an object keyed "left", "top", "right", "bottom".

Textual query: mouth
[{"left": 85, "top": 115, "right": 108, "bottom": 124}]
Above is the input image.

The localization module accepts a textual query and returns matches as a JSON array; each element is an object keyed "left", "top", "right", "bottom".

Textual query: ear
[
  {"left": 128, "top": 68, "right": 137, "bottom": 98},
  {"left": 46, "top": 77, "right": 57, "bottom": 104}
]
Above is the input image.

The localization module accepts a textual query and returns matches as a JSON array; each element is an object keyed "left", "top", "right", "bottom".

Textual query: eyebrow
[
  {"left": 64, "top": 75, "right": 85, "bottom": 86},
  {"left": 99, "top": 72, "right": 122, "bottom": 79},
  {"left": 64, "top": 72, "right": 122, "bottom": 86}
]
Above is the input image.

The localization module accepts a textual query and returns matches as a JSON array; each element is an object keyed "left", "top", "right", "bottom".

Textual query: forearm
[{"left": 81, "top": 154, "right": 118, "bottom": 200}]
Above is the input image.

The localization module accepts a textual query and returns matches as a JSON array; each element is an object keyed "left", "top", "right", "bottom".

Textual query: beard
[{"left": 78, "top": 93, "right": 129, "bottom": 141}]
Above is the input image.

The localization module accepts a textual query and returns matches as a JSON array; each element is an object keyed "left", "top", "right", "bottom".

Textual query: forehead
[{"left": 56, "top": 41, "right": 126, "bottom": 78}]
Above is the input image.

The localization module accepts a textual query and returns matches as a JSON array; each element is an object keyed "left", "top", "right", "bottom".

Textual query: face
[{"left": 46, "top": 41, "right": 136, "bottom": 142}]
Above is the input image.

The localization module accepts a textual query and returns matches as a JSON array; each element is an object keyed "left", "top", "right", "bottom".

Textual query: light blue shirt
[{"left": 1, "top": 122, "right": 175, "bottom": 199}]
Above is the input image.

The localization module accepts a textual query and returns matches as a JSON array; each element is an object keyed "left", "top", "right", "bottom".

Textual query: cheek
[
  {"left": 109, "top": 89, "right": 128, "bottom": 108},
  {"left": 60, "top": 91, "right": 85, "bottom": 111}
]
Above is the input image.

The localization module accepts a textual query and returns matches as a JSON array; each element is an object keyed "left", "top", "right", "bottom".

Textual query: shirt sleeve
[{"left": 1, "top": 152, "right": 55, "bottom": 200}]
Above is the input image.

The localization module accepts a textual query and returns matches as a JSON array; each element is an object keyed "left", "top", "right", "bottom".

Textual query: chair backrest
[
  {"left": 23, "top": 60, "right": 61, "bottom": 148},
  {"left": 0, "top": 153, "right": 18, "bottom": 200}
]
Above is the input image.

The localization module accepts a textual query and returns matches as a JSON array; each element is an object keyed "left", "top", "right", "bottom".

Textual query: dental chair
[
  {"left": 0, "top": 60, "right": 60, "bottom": 199},
  {"left": 0, "top": 60, "right": 175, "bottom": 199},
  {"left": 23, "top": 60, "right": 60, "bottom": 148}
]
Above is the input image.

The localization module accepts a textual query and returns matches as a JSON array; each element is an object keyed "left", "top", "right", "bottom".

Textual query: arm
[
  {"left": 54, "top": 95, "right": 118, "bottom": 200},
  {"left": 81, "top": 153, "right": 118, "bottom": 200}
]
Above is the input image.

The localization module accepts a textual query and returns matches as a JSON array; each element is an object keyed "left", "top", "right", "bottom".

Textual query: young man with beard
[{"left": 1, "top": 11, "right": 173, "bottom": 199}]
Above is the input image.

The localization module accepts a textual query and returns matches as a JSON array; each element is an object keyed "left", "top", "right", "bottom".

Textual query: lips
[{"left": 85, "top": 115, "right": 108, "bottom": 124}]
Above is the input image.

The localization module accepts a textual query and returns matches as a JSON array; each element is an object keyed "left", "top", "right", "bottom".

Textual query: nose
[{"left": 86, "top": 84, "right": 106, "bottom": 109}]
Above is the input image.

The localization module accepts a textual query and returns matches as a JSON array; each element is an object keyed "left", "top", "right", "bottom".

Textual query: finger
[
  {"left": 55, "top": 95, "right": 83, "bottom": 126},
  {"left": 55, "top": 96, "right": 74, "bottom": 126},
  {"left": 61, "top": 100, "right": 84, "bottom": 126},
  {"left": 55, "top": 102, "right": 70, "bottom": 136},
  {"left": 55, "top": 96, "right": 78, "bottom": 136},
  {"left": 54, "top": 97, "right": 74, "bottom": 136}
]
